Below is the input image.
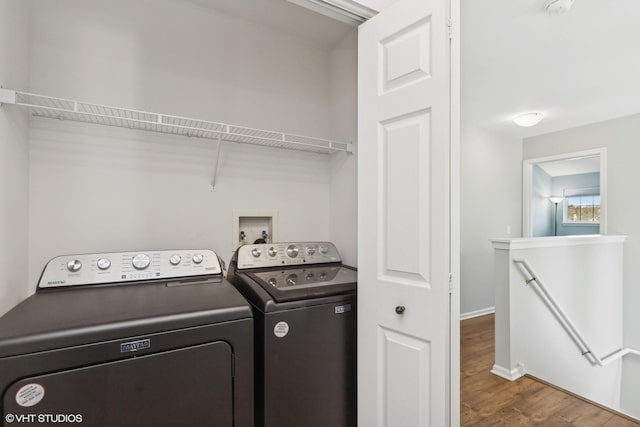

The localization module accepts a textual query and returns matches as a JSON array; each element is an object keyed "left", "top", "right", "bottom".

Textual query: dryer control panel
[
  {"left": 38, "top": 249, "right": 221, "bottom": 289},
  {"left": 235, "top": 242, "right": 341, "bottom": 269}
]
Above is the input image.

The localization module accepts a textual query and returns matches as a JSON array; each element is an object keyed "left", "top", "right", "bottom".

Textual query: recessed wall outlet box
[{"left": 233, "top": 210, "right": 278, "bottom": 250}]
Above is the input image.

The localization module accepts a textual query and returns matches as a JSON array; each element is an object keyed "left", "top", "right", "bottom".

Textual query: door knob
[{"left": 395, "top": 305, "right": 406, "bottom": 314}]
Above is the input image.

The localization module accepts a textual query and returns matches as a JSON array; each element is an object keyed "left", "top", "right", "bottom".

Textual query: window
[{"left": 563, "top": 187, "right": 600, "bottom": 224}]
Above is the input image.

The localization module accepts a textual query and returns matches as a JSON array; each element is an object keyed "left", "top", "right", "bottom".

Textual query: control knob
[
  {"left": 268, "top": 247, "right": 278, "bottom": 257},
  {"left": 251, "top": 248, "right": 262, "bottom": 258},
  {"left": 97, "top": 258, "right": 111, "bottom": 270},
  {"left": 169, "top": 255, "right": 182, "bottom": 266},
  {"left": 286, "top": 245, "right": 299, "bottom": 258},
  {"left": 67, "top": 259, "right": 82, "bottom": 272},
  {"left": 319, "top": 245, "right": 329, "bottom": 255},
  {"left": 306, "top": 246, "right": 316, "bottom": 256},
  {"left": 285, "top": 274, "right": 298, "bottom": 286},
  {"left": 132, "top": 254, "right": 151, "bottom": 270},
  {"left": 192, "top": 253, "right": 204, "bottom": 264}
]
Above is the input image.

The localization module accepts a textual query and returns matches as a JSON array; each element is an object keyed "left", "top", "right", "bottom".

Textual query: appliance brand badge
[
  {"left": 47, "top": 280, "right": 66, "bottom": 285},
  {"left": 273, "top": 321, "right": 289, "bottom": 338},
  {"left": 120, "top": 339, "right": 151, "bottom": 353},
  {"left": 335, "top": 304, "right": 352, "bottom": 314}
]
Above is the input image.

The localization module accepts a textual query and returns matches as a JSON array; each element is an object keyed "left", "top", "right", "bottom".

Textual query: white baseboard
[
  {"left": 491, "top": 363, "right": 525, "bottom": 381},
  {"left": 460, "top": 306, "right": 495, "bottom": 320}
]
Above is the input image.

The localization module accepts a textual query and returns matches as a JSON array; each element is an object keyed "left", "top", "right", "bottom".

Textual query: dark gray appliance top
[
  {"left": 228, "top": 242, "right": 357, "bottom": 306},
  {"left": 251, "top": 265, "right": 357, "bottom": 291},
  {"left": 249, "top": 264, "right": 356, "bottom": 303},
  {"left": 0, "top": 277, "right": 252, "bottom": 358},
  {"left": 234, "top": 264, "right": 357, "bottom": 307}
]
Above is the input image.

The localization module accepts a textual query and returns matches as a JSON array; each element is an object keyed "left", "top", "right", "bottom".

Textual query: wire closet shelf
[{"left": 0, "top": 89, "right": 353, "bottom": 155}]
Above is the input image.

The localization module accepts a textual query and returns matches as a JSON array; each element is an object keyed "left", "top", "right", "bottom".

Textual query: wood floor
[{"left": 461, "top": 314, "right": 640, "bottom": 426}]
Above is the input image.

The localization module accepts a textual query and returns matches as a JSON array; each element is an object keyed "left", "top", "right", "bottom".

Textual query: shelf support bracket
[
  {"left": 211, "top": 132, "right": 223, "bottom": 189},
  {"left": 346, "top": 142, "right": 354, "bottom": 153},
  {"left": 0, "top": 88, "right": 17, "bottom": 106}
]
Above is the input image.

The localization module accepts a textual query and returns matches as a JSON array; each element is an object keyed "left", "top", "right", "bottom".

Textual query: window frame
[{"left": 562, "top": 187, "right": 601, "bottom": 225}]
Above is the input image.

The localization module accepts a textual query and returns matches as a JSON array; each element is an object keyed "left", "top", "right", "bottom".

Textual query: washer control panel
[
  {"left": 236, "top": 242, "right": 341, "bottom": 269},
  {"left": 38, "top": 249, "right": 221, "bottom": 289}
]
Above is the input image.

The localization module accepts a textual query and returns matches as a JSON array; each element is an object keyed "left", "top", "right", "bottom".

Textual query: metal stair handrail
[{"left": 513, "top": 258, "right": 640, "bottom": 367}]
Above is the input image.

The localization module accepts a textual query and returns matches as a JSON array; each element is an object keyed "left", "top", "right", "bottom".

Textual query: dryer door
[{"left": 3, "top": 341, "right": 233, "bottom": 427}]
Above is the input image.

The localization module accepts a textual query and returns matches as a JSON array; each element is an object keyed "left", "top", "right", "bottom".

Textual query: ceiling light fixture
[
  {"left": 513, "top": 112, "right": 545, "bottom": 127},
  {"left": 546, "top": 0, "right": 574, "bottom": 15}
]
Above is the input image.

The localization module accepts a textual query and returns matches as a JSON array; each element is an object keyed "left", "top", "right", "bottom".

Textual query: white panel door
[{"left": 358, "top": 0, "right": 455, "bottom": 425}]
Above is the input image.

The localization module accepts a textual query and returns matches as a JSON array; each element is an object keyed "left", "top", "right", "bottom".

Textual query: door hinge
[
  {"left": 447, "top": 19, "right": 453, "bottom": 40},
  {"left": 448, "top": 273, "right": 454, "bottom": 294}
]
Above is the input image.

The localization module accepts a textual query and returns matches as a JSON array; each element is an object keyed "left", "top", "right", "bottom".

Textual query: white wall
[
  {"left": 524, "top": 113, "right": 640, "bottom": 419},
  {"left": 0, "top": 0, "right": 31, "bottom": 316},
  {"left": 26, "top": 0, "right": 355, "bottom": 287},
  {"left": 531, "top": 165, "right": 552, "bottom": 237},
  {"left": 28, "top": 0, "right": 333, "bottom": 137},
  {"left": 329, "top": 30, "right": 357, "bottom": 267},
  {"left": 460, "top": 124, "right": 522, "bottom": 317},
  {"left": 492, "top": 236, "right": 625, "bottom": 413}
]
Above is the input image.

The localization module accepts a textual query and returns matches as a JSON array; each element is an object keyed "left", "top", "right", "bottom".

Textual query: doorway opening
[{"left": 522, "top": 148, "right": 607, "bottom": 238}]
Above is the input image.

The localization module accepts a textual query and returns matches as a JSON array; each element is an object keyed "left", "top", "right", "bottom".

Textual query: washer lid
[
  {"left": 0, "top": 278, "right": 252, "bottom": 358},
  {"left": 248, "top": 264, "right": 357, "bottom": 303}
]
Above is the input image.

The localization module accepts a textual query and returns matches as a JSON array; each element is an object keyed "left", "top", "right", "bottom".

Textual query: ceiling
[
  {"left": 178, "top": 0, "right": 640, "bottom": 140},
  {"left": 537, "top": 155, "right": 600, "bottom": 177},
  {"left": 461, "top": 0, "right": 640, "bottom": 139},
  {"left": 178, "top": 0, "right": 354, "bottom": 49}
]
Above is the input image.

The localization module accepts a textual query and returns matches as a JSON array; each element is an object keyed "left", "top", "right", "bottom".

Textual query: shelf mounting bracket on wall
[
  {"left": 0, "top": 86, "right": 16, "bottom": 106},
  {"left": 211, "top": 132, "right": 223, "bottom": 190}
]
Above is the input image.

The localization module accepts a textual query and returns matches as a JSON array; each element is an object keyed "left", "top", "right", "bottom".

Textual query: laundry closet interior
[{"left": 0, "top": 0, "right": 359, "bottom": 311}]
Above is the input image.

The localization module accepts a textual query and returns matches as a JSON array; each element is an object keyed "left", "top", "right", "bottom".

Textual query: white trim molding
[
  {"left": 491, "top": 363, "right": 526, "bottom": 381},
  {"left": 491, "top": 235, "right": 626, "bottom": 251},
  {"left": 460, "top": 306, "right": 495, "bottom": 321},
  {"left": 287, "top": 0, "right": 377, "bottom": 25}
]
